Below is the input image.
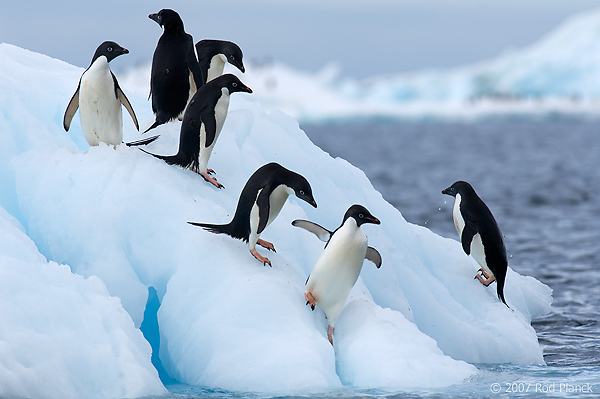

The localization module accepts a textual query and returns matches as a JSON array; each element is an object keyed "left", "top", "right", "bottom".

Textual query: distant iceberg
[
  {"left": 0, "top": 42, "right": 551, "bottom": 397},
  {"left": 118, "top": 7, "right": 600, "bottom": 122}
]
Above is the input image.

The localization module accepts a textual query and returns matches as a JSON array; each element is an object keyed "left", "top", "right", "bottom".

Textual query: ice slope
[
  {"left": 120, "top": 7, "right": 600, "bottom": 122},
  {"left": 0, "top": 207, "right": 166, "bottom": 399},
  {"left": 1, "top": 43, "right": 551, "bottom": 395}
]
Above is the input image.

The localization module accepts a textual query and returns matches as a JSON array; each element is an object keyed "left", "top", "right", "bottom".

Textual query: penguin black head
[
  {"left": 220, "top": 41, "right": 245, "bottom": 73},
  {"left": 442, "top": 181, "right": 475, "bottom": 198},
  {"left": 344, "top": 205, "right": 380, "bottom": 227},
  {"left": 91, "top": 41, "right": 129, "bottom": 65},
  {"left": 149, "top": 9, "right": 184, "bottom": 31},
  {"left": 287, "top": 173, "right": 317, "bottom": 209},
  {"left": 213, "top": 74, "right": 252, "bottom": 94}
]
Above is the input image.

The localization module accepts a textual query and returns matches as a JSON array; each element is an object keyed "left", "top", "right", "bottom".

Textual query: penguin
[
  {"left": 63, "top": 41, "right": 139, "bottom": 147},
  {"left": 442, "top": 181, "right": 509, "bottom": 307},
  {"left": 292, "top": 204, "right": 381, "bottom": 345},
  {"left": 145, "top": 9, "right": 203, "bottom": 133},
  {"left": 195, "top": 39, "right": 245, "bottom": 85},
  {"left": 141, "top": 74, "right": 252, "bottom": 188},
  {"left": 188, "top": 162, "right": 317, "bottom": 266}
]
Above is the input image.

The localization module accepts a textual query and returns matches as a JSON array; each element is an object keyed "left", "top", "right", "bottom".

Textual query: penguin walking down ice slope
[
  {"left": 63, "top": 41, "right": 139, "bottom": 147},
  {"left": 442, "top": 181, "right": 509, "bottom": 307},
  {"left": 145, "top": 9, "right": 203, "bottom": 133},
  {"left": 189, "top": 163, "right": 317, "bottom": 266},
  {"left": 141, "top": 74, "right": 252, "bottom": 188},
  {"left": 195, "top": 39, "right": 245, "bottom": 85},
  {"left": 293, "top": 205, "right": 382, "bottom": 345}
]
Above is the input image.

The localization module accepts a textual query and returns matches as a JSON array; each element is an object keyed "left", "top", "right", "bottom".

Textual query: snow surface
[
  {"left": 126, "top": 7, "right": 600, "bottom": 123},
  {"left": 1, "top": 42, "right": 552, "bottom": 397}
]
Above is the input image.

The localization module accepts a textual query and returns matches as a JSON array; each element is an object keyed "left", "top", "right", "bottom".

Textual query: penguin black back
[
  {"left": 146, "top": 9, "right": 202, "bottom": 133},
  {"left": 142, "top": 74, "right": 252, "bottom": 171},
  {"left": 190, "top": 163, "right": 316, "bottom": 241},
  {"left": 195, "top": 40, "right": 245, "bottom": 85},
  {"left": 443, "top": 181, "right": 508, "bottom": 306}
]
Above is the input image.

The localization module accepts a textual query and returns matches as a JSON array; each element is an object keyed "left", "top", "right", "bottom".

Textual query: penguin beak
[
  {"left": 442, "top": 187, "right": 454, "bottom": 196},
  {"left": 121, "top": 48, "right": 129, "bottom": 55},
  {"left": 149, "top": 13, "right": 161, "bottom": 24},
  {"left": 309, "top": 199, "right": 317, "bottom": 208},
  {"left": 242, "top": 85, "right": 252, "bottom": 94},
  {"left": 367, "top": 216, "right": 381, "bottom": 225}
]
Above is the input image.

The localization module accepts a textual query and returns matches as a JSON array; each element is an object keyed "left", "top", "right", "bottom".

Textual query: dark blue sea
[{"left": 158, "top": 118, "right": 600, "bottom": 398}]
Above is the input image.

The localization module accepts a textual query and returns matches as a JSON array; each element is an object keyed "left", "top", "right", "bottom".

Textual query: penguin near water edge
[
  {"left": 141, "top": 74, "right": 252, "bottom": 188},
  {"left": 63, "top": 41, "right": 139, "bottom": 147},
  {"left": 188, "top": 162, "right": 317, "bottom": 266},
  {"left": 442, "top": 181, "right": 509, "bottom": 307},
  {"left": 293, "top": 204, "right": 382, "bottom": 345},
  {"left": 145, "top": 9, "right": 203, "bottom": 133}
]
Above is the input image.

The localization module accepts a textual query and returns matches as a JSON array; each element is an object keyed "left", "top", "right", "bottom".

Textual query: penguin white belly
[
  {"left": 452, "top": 193, "right": 465, "bottom": 235},
  {"left": 471, "top": 233, "right": 492, "bottom": 276},
  {"left": 79, "top": 59, "right": 123, "bottom": 146},
  {"left": 306, "top": 220, "right": 367, "bottom": 327},
  {"left": 248, "top": 185, "right": 292, "bottom": 248},
  {"left": 207, "top": 54, "right": 227, "bottom": 82},
  {"left": 198, "top": 88, "right": 230, "bottom": 171}
]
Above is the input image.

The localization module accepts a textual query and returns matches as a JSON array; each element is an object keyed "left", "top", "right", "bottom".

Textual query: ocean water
[{"left": 160, "top": 118, "right": 600, "bottom": 398}]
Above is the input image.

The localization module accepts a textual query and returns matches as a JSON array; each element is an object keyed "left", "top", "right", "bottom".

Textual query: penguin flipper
[
  {"left": 461, "top": 222, "right": 478, "bottom": 255},
  {"left": 116, "top": 85, "right": 139, "bottom": 131},
  {"left": 63, "top": 86, "right": 80, "bottom": 131},
  {"left": 365, "top": 246, "right": 382, "bottom": 269},
  {"left": 291, "top": 220, "right": 331, "bottom": 242},
  {"left": 256, "top": 188, "right": 271, "bottom": 235},
  {"left": 202, "top": 110, "right": 217, "bottom": 148}
]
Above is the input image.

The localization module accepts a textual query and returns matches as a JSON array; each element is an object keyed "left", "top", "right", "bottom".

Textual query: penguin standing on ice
[
  {"left": 188, "top": 162, "right": 317, "bottom": 266},
  {"left": 195, "top": 39, "right": 245, "bottom": 85},
  {"left": 293, "top": 205, "right": 382, "bottom": 345},
  {"left": 63, "top": 41, "right": 139, "bottom": 147},
  {"left": 442, "top": 181, "right": 509, "bottom": 307},
  {"left": 141, "top": 74, "right": 252, "bottom": 188},
  {"left": 145, "top": 9, "right": 203, "bottom": 133}
]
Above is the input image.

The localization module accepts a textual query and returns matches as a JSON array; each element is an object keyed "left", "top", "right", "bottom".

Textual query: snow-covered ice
[{"left": 0, "top": 40, "right": 552, "bottom": 397}]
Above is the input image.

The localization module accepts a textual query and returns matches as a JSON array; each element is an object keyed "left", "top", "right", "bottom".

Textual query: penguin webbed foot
[
  {"left": 198, "top": 170, "right": 224, "bottom": 189},
  {"left": 475, "top": 269, "right": 496, "bottom": 287},
  {"left": 257, "top": 239, "right": 276, "bottom": 252},
  {"left": 327, "top": 325, "right": 334, "bottom": 346},
  {"left": 304, "top": 292, "right": 316, "bottom": 311},
  {"left": 250, "top": 248, "right": 271, "bottom": 267}
]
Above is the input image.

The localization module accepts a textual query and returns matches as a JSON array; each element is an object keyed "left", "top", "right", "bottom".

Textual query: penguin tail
[
  {"left": 188, "top": 221, "right": 234, "bottom": 237},
  {"left": 143, "top": 120, "right": 163, "bottom": 134},
  {"left": 139, "top": 148, "right": 191, "bottom": 168},
  {"left": 125, "top": 135, "right": 160, "bottom": 147},
  {"left": 496, "top": 278, "right": 510, "bottom": 308}
]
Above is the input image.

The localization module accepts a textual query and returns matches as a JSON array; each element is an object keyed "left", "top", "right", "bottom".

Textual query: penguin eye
[
  {"left": 107, "top": 47, "right": 113, "bottom": 52},
  {"left": 299, "top": 190, "right": 305, "bottom": 196},
  {"left": 359, "top": 214, "right": 364, "bottom": 219},
  {"left": 232, "top": 82, "right": 238, "bottom": 87}
]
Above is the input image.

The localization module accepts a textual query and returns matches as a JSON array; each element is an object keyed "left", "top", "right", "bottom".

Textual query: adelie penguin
[
  {"left": 292, "top": 205, "right": 382, "bottom": 345},
  {"left": 195, "top": 39, "right": 245, "bottom": 85},
  {"left": 141, "top": 74, "right": 252, "bottom": 188},
  {"left": 442, "top": 181, "right": 509, "bottom": 307},
  {"left": 63, "top": 41, "right": 140, "bottom": 147},
  {"left": 145, "top": 9, "right": 203, "bottom": 133},
  {"left": 188, "top": 163, "right": 317, "bottom": 266}
]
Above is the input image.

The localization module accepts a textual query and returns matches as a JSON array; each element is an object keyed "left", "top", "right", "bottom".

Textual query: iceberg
[{"left": 0, "top": 42, "right": 551, "bottom": 396}]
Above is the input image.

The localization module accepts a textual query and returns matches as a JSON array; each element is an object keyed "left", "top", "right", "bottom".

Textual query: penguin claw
[
  {"left": 304, "top": 292, "right": 316, "bottom": 310},
  {"left": 200, "top": 171, "right": 225, "bottom": 189},
  {"left": 207, "top": 169, "right": 216, "bottom": 176},
  {"left": 257, "top": 239, "right": 276, "bottom": 252},
  {"left": 250, "top": 249, "right": 272, "bottom": 267}
]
